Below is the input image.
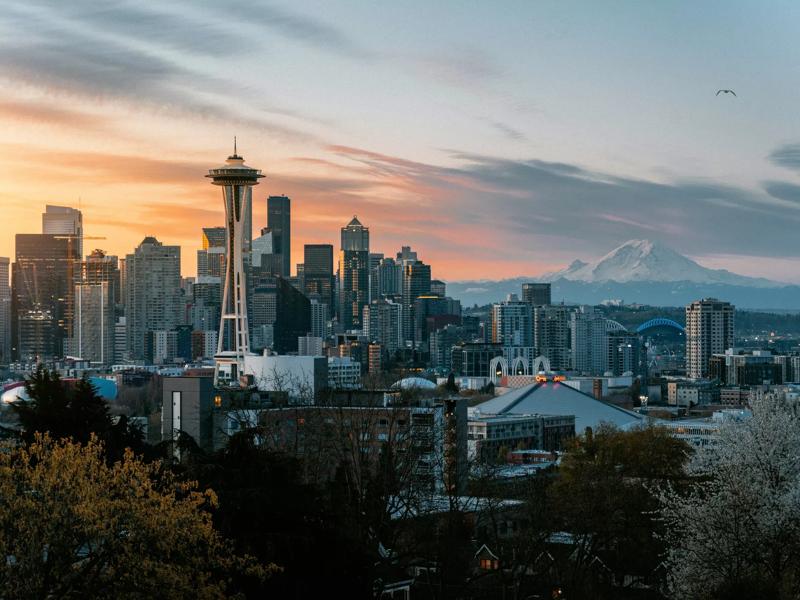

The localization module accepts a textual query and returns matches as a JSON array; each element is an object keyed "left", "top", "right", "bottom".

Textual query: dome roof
[
  {"left": 1, "top": 383, "right": 29, "bottom": 404},
  {"left": 391, "top": 377, "right": 437, "bottom": 391}
]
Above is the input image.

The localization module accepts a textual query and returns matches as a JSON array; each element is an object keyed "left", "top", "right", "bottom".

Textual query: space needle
[{"left": 207, "top": 140, "right": 264, "bottom": 386}]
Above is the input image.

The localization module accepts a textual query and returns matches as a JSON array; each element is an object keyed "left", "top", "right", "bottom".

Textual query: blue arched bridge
[{"left": 635, "top": 318, "right": 685, "bottom": 334}]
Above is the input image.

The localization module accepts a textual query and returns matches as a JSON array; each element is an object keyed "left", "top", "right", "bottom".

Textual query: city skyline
[{"left": 4, "top": 1, "right": 800, "bottom": 282}]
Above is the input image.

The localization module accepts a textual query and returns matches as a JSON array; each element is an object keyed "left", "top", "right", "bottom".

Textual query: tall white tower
[{"left": 207, "top": 142, "right": 263, "bottom": 386}]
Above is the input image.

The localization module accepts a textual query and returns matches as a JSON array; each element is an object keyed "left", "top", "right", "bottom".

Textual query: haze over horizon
[{"left": 4, "top": 1, "right": 800, "bottom": 282}]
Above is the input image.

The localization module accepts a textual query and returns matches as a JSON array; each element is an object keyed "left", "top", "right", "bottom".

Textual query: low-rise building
[
  {"left": 467, "top": 413, "right": 574, "bottom": 461},
  {"left": 328, "top": 356, "right": 362, "bottom": 390}
]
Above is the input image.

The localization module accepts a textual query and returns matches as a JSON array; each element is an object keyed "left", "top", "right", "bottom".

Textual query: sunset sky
[{"left": 3, "top": 1, "right": 800, "bottom": 282}]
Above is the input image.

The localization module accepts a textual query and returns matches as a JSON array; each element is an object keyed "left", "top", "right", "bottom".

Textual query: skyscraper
[
  {"left": 42, "top": 205, "right": 83, "bottom": 256},
  {"left": 491, "top": 295, "right": 534, "bottom": 347},
  {"left": 12, "top": 234, "right": 79, "bottom": 360},
  {"left": 570, "top": 306, "right": 607, "bottom": 375},
  {"left": 124, "top": 237, "right": 182, "bottom": 361},
  {"left": 522, "top": 282, "right": 551, "bottom": 307},
  {"left": 338, "top": 217, "right": 369, "bottom": 330},
  {"left": 369, "top": 252, "right": 384, "bottom": 301},
  {"left": 686, "top": 298, "right": 734, "bottom": 379},
  {"left": 363, "top": 298, "right": 403, "bottom": 353},
  {"left": 207, "top": 147, "right": 263, "bottom": 384},
  {"left": 534, "top": 304, "right": 571, "bottom": 370},
  {"left": 304, "top": 244, "right": 334, "bottom": 310},
  {"left": 67, "top": 250, "right": 119, "bottom": 364},
  {"left": 70, "top": 282, "right": 114, "bottom": 364},
  {"left": 0, "top": 257, "right": 10, "bottom": 364},
  {"left": 267, "top": 195, "right": 291, "bottom": 277},
  {"left": 197, "top": 226, "right": 226, "bottom": 278},
  {"left": 376, "top": 257, "right": 401, "bottom": 298},
  {"left": 401, "top": 260, "right": 431, "bottom": 344}
]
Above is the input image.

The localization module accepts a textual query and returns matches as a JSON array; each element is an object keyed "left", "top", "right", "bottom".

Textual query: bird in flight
[{"left": 716, "top": 89, "right": 737, "bottom": 97}]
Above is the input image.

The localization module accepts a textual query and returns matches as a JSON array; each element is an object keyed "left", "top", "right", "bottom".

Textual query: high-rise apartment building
[
  {"left": 309, "top": 298, "right": 328, "bottom": 339},
  {"left": 69, "top": 282, "right": 114, "bottom": 364},
  {"left": 12, "top": 234, "right": 80, "bottom": 360},
  {"left": 570, "top": 306, "right": 607, "bottom": 375},
  {"left": 338, "top": 217, "right": 369, "bottom": 330},
  {"left": 534, "top": 304, "right": 571, "bottom": 370},
  {"left": 267, "top": 195, "right": 291, "bottom": 277},
  {"left": 0, "top": 257, "right": 10, "bottom": 364},
  {"left": 124, "top": 237, "right": 182, "bottom": 361},
  {"left": 607, "top": 331, "right": 642, "bottom": 377},
  {"left": 67, "top": 249, "right": 119, "bottom": 364},
  {"left": 522, "top": 282, "right": 551, "bottom": 307},
  {"left": 363, "top": 298, "right": 403, "bottom": 353},
  {"left": 686, "top": 298, "right": 734, "bottom": 379},
  {"left": 491, "top": 295, "right": 534, "bottom": 347}
]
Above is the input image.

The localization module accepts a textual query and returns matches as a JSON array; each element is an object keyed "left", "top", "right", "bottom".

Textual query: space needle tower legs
[{"left": 207, "top": 141, "right": 264, "bottom": 386}]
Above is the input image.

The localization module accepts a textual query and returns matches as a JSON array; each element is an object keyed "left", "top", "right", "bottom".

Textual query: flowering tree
[{"left": 659, "top": 395, "right": 800, "bottom": 600}]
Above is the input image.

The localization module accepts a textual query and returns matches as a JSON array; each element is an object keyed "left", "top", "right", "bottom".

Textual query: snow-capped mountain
[{"left": 540, "top": 239, "right": 779, "bottom": 288}]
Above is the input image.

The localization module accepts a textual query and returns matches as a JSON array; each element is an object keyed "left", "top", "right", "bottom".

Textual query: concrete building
[
  {"left": 328, "top": 356, "right": 362, "bottom": 390},
  {"left": 709, "top": 349, "right": 784, "bottom": 386},
  {"left": 534, "top": 304, "right": 571, "bottom": 371},
  {"left": 667, "top": 380, "right": 720, "bottom": 407},
  {"left": 606, "top": 330, "right": 642, "bottom": 377},
  {"left": 68, "top": 281, "right": 114, "bottom": 364},
  {"left": 570, "top": 306, "right": 607, "bottom": 375},
  {"left": 521, "top": 282, "right": 551, "bottom": 307},
  {"left": 685, "top": 298, "right": 734, "bottom": 379},
  {"left": 191, "top": 330, "right": 218, "bottom": 360},
  {"left": 161, "top": 376, "right": 216, "bottom": 454},
  {"left": 492, "top": 294, "right": 533, "bottom": 348},
  {"left": 297, "top": 335, "right": 323, "bottom": 357},
  {"left": 363, "top": 298, "right": 403, "bottom": 353},
  {"left": 467, "top": 413, "right": 575, "bottom": 461},
  {"left": 309, "top": 298, "right": 328, "bottom": 339},
  {"left": 124, "top": 237, "right": 182, "bottom": 361}
]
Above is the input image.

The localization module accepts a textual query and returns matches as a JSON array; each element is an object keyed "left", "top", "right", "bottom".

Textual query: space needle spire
[{"left": 207, "top": 143, "right": 263, "bottom": 386}]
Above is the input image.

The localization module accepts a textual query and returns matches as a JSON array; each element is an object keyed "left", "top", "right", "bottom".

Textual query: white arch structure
[
  {"left": 489, "top": 356, "right": 508, "bottom": 383},
  {"left": 532, "top": 355, "right": 551, "bottom": 374}
]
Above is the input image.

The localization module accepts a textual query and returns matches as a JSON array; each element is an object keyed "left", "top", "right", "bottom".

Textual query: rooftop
[{"left": 474, "top": 381, "right": 643, "bottom": 433}]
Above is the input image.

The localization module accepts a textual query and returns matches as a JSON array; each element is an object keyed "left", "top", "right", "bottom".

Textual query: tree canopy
[{"left": 0, "top": 434, "right": 272, "bottom": 599}]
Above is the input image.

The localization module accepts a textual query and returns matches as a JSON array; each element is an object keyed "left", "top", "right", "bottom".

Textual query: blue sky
[{"left": 2, "top": 0, "right": 800, "bottom": 281}]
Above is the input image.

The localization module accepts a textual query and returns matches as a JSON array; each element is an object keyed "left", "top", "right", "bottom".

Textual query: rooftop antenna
[{"left": 234, "top": 136, "right": 237, "bottom": 156}]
